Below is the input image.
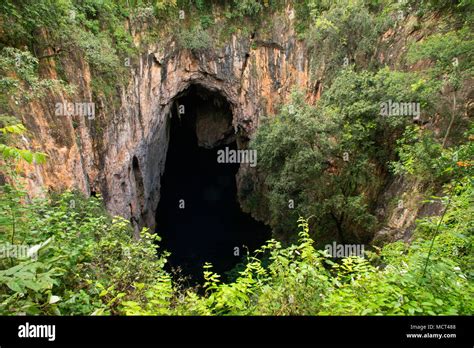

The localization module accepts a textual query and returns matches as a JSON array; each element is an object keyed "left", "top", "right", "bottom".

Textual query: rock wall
[
  {"left": 12, "top": 9, "right": 463, "bottom": 243},
  {"left": 18, "top": 11, "right": 314, "bottom": 235}
]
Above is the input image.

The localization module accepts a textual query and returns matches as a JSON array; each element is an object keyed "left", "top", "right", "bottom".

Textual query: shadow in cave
[{"left": 155, "top": 85, "right": 271, "bottom": 285}]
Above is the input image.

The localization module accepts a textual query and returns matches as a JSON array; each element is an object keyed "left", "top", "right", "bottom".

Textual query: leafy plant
[{"left": 176, "top": 26, "right": 211, "bottom": 52}]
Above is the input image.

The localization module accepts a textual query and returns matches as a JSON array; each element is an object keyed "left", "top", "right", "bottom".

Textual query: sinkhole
[{"left": 155, "top": 85, "right": 271, "bottom": 284}]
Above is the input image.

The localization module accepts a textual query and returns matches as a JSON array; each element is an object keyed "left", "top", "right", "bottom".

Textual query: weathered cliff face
[
  {"left": 14, "top": 9, "right": 460, "bottom": 242},
  {"left": 18, "top": 11, "right": 313, "bottom": 235}
]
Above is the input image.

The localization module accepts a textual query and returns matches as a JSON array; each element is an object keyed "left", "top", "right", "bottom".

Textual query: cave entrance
[{"left": 155, "top": 85, "right": 271, "bottom": 284}]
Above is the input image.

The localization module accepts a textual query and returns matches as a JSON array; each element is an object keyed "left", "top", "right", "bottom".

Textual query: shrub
[{"left": 176, "top": 26, "right": 211, "bottom": 52}]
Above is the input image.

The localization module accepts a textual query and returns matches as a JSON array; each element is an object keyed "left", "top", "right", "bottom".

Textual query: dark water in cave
[{"left": 155, "top": 86, "right": 271, "bottom": 284}]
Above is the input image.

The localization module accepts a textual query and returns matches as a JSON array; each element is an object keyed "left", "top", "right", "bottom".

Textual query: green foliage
[
  {"left": 0, "top": 0, "right": 71, "bottom": 46},
  {"left": 248, "top": 66, "right": 437, "bottom": 244},
  {"left": 0, "top": 48, "right": 70, "bottom": 161},
  {"left": 405, "top": 19, "right": 473, "bottom": 149},
  {"left": 0, "top": 0, "right": 138, "bottom": 108},
  {"left": 249, "top": 218, "right": 331, "bottom": 315},
  {"left": 403, "top": 0, "right": 474, "bottom": 18},
  {"left": 199, "top": 14, "right": 214, "bottom": 30},
  {"left": 0, "top": 187, "right": 169, "bottom": 315},
  {"left": 414, "top": 177, "right": 473, "bottom": 273},
  {"left": 0, "top": 121, "right": 47, "bottom": 165},
  {"left": 408, "top": 26, "right": 473, "bottom": 88},
  {"left": 390, "top": 126, "right": 473, "bottom": 184},
  {"left": 0, "top": 258, "right": 63, "bottom": 315},
  {"left": 176, "top": 26, "right": 211, "bottom": 52},
  {"left": 0, "top": 48, "right": 70, "bottom": 104},
  {"left": 0, "top": 0, "right": 472, "bottom": 319},
  {"left": 71, "top": 30, "right": 122, "bottom": 76},
  {"left": 304, "top": 0, "right": 390, "bottom": 82},
  {"left": 113, "top": 210, "right": 473, "bottom": 316},
  {"left": 231, "top": 0, "right": 263, "bottom": 18},
  {"left": 119, "top": 276, "right": 174, "bottom": 315},
  {"left": 1, "top": 181, "right": 472, "bottom": 316}
]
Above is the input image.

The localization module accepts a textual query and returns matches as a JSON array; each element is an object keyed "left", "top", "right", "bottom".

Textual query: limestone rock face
[
  {"left": 195, "top": 95, "right": 234, "bottom": 149},
  {"left": 12, "top": 12, "right": 457, "bottom": 243},
  {"left": 18, "top": 14, "right": 312, "bottom": 234}
]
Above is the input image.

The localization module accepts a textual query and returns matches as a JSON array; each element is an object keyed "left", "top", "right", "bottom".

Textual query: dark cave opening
[{"left": 155, "top": 85, "right": 271, "bottom": 284}]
